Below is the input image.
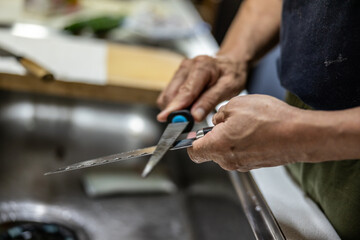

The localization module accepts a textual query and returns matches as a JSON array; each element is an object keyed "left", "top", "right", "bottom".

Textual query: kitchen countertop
[{"left": 0, "top": 0, "right": 218, "bottom": 105}]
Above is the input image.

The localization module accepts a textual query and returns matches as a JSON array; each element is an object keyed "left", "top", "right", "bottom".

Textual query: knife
[
  {"left": 0, "top": 46, "right": 54, "bottom": 81},
  {"left": 44, "top": 126, "right": 212, "bottom": 176}
]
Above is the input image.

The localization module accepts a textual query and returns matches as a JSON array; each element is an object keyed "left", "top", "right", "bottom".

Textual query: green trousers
[{"left": 286, "top": 92, "right": 360, "bottom": 240}]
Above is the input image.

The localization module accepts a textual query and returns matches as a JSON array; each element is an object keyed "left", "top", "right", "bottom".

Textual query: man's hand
[
  {"left": 157, "top": 0, "right": 282, "bottom": 123},
  {"left": 188, "top": 95, "right": 308, "bottom": 171},
  {"left": 157, "top": 55, "right": 247, "bottom": 122},
  {"left": 188, "top": 94, "right": 360, "bottom": 171}
]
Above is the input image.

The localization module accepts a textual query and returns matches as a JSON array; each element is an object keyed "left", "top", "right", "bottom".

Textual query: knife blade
[
  {"left": 141, "top": 121, "right": 189, "bottom": 178},
  {"left": 44, "top": 127, "right": 212, "bottom": 176}
]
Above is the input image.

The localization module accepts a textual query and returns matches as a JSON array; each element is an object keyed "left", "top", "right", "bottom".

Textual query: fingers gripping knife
[{"left": 45, "top": 109, "right": 212, "bottom": 176}]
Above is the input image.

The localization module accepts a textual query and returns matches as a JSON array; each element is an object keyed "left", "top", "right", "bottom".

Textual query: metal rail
[
  {"left": 229, "top": 171, "right": 286, "bottom": 240},
  {"left": 206, "top": 109, "right": 285, "bottom": 239}
]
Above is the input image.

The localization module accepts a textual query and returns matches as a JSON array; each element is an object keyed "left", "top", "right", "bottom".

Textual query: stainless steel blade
[
  {"left": 44, "top": 137, "right": 195, "bottom": 176},
  {"left": 0, "top": 47, "right": 16, "bottom": 57},
  {"left": 141, "top": 122, "right": 189, "bottom": 177},
  {"left": 171, "top": 138, "right": 194, "bottom": 150},
  {"left": 45, "top": 146, "right": 156, "bottom": 175}
]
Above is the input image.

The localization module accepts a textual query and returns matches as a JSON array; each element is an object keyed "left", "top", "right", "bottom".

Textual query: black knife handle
[
  {"left": 195, "top": 126, "right": 213, "bottom": 139},
  {"left": 167, "top": 109, "right": 194, "bottom": 133}
]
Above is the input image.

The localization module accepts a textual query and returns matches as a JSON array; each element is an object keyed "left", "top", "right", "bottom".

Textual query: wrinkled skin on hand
[
  {"left": 157, "top": 55, "right": 247, "bottom": 122},
  {"left": 188, "top": 95, "right": 308, "bottom": 172}
]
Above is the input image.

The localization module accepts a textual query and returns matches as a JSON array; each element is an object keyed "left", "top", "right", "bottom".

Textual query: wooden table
[{"left": 0, "top": 42, "right": 184, "bottom": 105}]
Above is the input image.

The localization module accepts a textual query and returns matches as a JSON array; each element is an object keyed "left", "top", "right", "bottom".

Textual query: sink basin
[{"left": 0, "top": 90, "right": 258, "bottom": 240}]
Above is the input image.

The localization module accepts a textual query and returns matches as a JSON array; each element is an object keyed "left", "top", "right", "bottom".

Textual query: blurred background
[
  {"left": 0, "top": 1, "right": 288, "bottom": 240},
  {"left": 0, "top": 0, "right": 283, "bottom": 101}
]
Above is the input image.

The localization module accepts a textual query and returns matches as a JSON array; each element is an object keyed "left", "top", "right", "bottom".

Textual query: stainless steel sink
[{"left": 0, "top": 90, "right": 283, "bottom": 240}]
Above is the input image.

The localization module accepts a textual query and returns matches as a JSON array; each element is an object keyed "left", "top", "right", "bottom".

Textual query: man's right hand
[{"left": 156, "top": 55, "right": 248, "bottom": 122}]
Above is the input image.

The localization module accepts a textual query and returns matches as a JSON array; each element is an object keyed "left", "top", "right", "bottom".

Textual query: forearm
[
  {"left": 217, "top": 0, "right": 282, "bottom": 65},
  {"left": 156, "top": 0, "right": 282, "bottom": 121},
  {"left": 294, "top": 107, "right": 360, "bottom": 162}
]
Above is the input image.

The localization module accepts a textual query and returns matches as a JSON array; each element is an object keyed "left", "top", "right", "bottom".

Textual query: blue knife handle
[{"left": 167, "top": 109, "right": 194, "bottom": 133}]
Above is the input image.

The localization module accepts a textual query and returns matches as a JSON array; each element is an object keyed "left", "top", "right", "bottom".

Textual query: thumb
[
  {"left": 187, "top": 124, "right": 221, "bottom": 163},
  {"left": 187, "top": 131, "right": 212, "bottom": 164}
]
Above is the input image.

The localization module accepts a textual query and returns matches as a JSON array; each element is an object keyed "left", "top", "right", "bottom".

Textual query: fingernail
[
  {"left": 193, "top": 108, "right": 205, "bottom": 120},
  {"left": 212, "top": 115, "right": 216, "bottom": 124}
]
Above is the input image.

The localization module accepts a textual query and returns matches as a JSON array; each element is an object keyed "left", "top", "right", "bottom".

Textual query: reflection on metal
[
  {"left": 0, "top": 202, "right": 90, "bottom": 240},
  {"left": 0, "top": 90, "right": 257, "bottom": 240},
  {"left": 128, "top": 116, "right": 145, "bottom": 134},
  {"left": 229, "top": 171, "right": 286, "bottom": 240}
]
